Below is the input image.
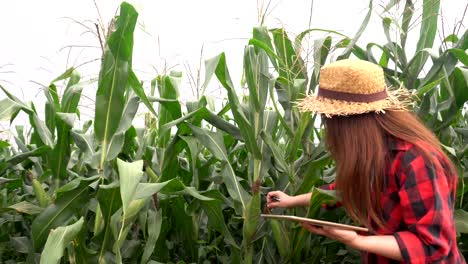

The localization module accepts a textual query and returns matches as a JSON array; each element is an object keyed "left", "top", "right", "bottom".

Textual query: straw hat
[{"left": 297, "top": 59, "right": 411, "bottom": 117}]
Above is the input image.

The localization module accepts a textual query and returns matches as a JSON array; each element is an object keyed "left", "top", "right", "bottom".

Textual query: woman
[{"left": 266, "top": 59, "right": 464, "bottom": 263}]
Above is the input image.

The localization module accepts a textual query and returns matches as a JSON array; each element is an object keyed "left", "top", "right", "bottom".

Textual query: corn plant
[{"left": 0, "top": 1, "right": 467, "bottom": 263}]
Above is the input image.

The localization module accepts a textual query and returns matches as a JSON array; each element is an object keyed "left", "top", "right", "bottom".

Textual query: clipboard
[{"left": 261, "top": 214, "right": 369, "bottom": 233}]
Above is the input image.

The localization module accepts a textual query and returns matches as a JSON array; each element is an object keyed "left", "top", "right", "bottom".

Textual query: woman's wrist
[
  {"left": 293, "top": 193, "right": 312, "bottom": 207},
  {"left": 345, "top": 234, "right": 365, "bottom": 249},
  {"left": 287, "top": 195, "right": 299, "bottom": 208}
]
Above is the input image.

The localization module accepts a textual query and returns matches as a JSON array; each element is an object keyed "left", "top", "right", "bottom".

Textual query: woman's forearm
[
  {"left": 292, "top": 193, "right": 312, "bottom": 207},
  {"left": 349, "top": 234, "right": 403, "bottom": 261}
]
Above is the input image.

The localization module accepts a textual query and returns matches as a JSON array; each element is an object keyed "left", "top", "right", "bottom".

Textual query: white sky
[{"left": 0, "top": 0, "right": 466, "bottom": 135}]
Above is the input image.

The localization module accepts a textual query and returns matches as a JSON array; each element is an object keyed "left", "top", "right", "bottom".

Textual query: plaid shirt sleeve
[
  {"left": 393, "top": 149, "right": 457, "bottom": 263},
  {"left": 320, "top": 182, "right": 336, "bottom": 191},
  {"left": 319, "top": 182, "right": 341, "bottom": 209}
]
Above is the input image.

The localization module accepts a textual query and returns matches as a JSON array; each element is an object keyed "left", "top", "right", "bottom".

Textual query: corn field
[{"left": 0, "top": 1, "right": 467, "bottom": 263}]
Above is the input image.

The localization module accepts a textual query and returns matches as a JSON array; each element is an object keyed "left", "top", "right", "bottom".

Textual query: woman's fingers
[
  {"left": 267, "top": 191, "right": 281, "bottom": 201},
  {"left": 301, "top": 222, "right": 326, "bottom": 235},
  {"left": 301, "top": 223, "right": 360, "bottom": 245},
  {"left": 267, "top": 200, "right": 280, "bottom": 208},
  {"left": 266, "top": 191, "right": 283, "bottom": 208}
]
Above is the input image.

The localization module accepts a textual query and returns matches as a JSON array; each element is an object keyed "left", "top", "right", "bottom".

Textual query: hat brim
[{"left": 297, "top": 88, "right": 412, "bottom": 117}]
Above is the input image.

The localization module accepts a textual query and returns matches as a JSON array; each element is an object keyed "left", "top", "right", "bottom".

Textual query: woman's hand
[
  {"left": 266, "top": 191, "right": 312, "bottom": 208},
  {"left": 266, "top": 191, "right": 295, "bottom": 208},
  {"left": 300, "top": 223, "right": 359, "bottom": 246}
]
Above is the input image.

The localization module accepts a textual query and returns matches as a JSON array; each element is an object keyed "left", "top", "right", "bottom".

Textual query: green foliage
[
  {"left": 41, "top": 217, "right": 84, "bottom": 264},
  {"left": 0, "top": 1, "right": 467, "bottom": 263},
  {"left": 94, "top": 2, "right": 138, "bottom": 166}
]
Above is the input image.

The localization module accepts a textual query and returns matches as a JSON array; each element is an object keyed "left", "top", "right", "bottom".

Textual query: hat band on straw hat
[{"left": 317, "top": 87, "right": 388, "bottom": 103}]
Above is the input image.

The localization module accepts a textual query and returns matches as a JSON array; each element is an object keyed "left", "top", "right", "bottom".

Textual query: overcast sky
[{"left": 0, "top": 0, "right": 466, "bottom": 134}]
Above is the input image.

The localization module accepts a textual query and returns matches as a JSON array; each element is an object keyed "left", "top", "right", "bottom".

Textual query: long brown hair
[{"left": 323, "top": 110, "right": 457, "bottom": 230}]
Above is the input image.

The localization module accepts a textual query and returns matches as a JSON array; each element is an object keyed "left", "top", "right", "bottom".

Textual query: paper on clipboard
[{"left": 261, "top": 214, "right": 369, "bottom": 233}]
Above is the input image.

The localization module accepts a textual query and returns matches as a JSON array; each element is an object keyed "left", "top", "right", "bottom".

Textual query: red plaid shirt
[{"left": 323, "top": 137, "right": 465, "bottom": 263}]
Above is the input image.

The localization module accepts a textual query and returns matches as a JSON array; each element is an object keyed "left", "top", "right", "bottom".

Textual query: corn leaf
[
  {"left": 94, "top": 2, "right": 138, "bottom": 164},
  {"left": 31, "top": 182, "right": 90, "bottom": 250},
  {"left": 203, "top": 53, "right": 261, "bottom": 158},
  {"left": 32, "top": 114, "right": 55, "bottom": 148},
  {"left": 406, "top": 0, "right": 440, "bottom": 84},
  {"left": 157, "top": 73, "right": 182, "bottom": 147},
  {"left": 44, "top": 84, "right": 59, "bottom": 137},
  {"left": 117, "top": 159, "right": 143, "bottom": 216},
  {"left": 128, "top": 70, "right": 157, "bottom": 116},
  {"left": 455, "top": 209, "right": 468, "bottom": 233},
  {"left": 106, "top": 96, "right": 139, "bottom": 161},
  {"left": 9, "top": 201, "right": 44, "bottom": 215},
  {"left": 451, "top": 67, "right": 468, "bottom": 109},
  {"left": 134, "top": 178, "right": 212, "bottom": 201},
  {"left": 196, "top": 190, "right": 238, "bottom": 248},
  {"left": 270, "top": 218, "right": 290, "bottom": 259},
  {"left": 337, "top": 0, "right": 372, "bottom": 60},
  {"left": 40, "top": 217, "right": 84, "bottom": 264},
  {"left": 189, "top": 125, "right": 250, "bottom": 210},
  {"left": 180, "top": 135, "right": 201, "bottom": 188},
  {"left": 141, "top": 209, "right": 162, "bottom": 263},
  {"left": 70, "top": 130, "right": 94, "bottom": 158},
  {"left": 448, "top": 48, "right": 468, "bottom": 66},
  {"left": 271, "top": 28, "right": 306, "bottom": 81},
  {"left": 0, "top": 84, "right": 33, "bottom": 114},
  {"left": 96, "top": 186, "right": 122, "bottom": 263},
  {"left": 0, "top": 98, "right": 22, "bottom": 121},
  {"left": 400, "top": 0, "right": 414, "bottom": 50}
]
